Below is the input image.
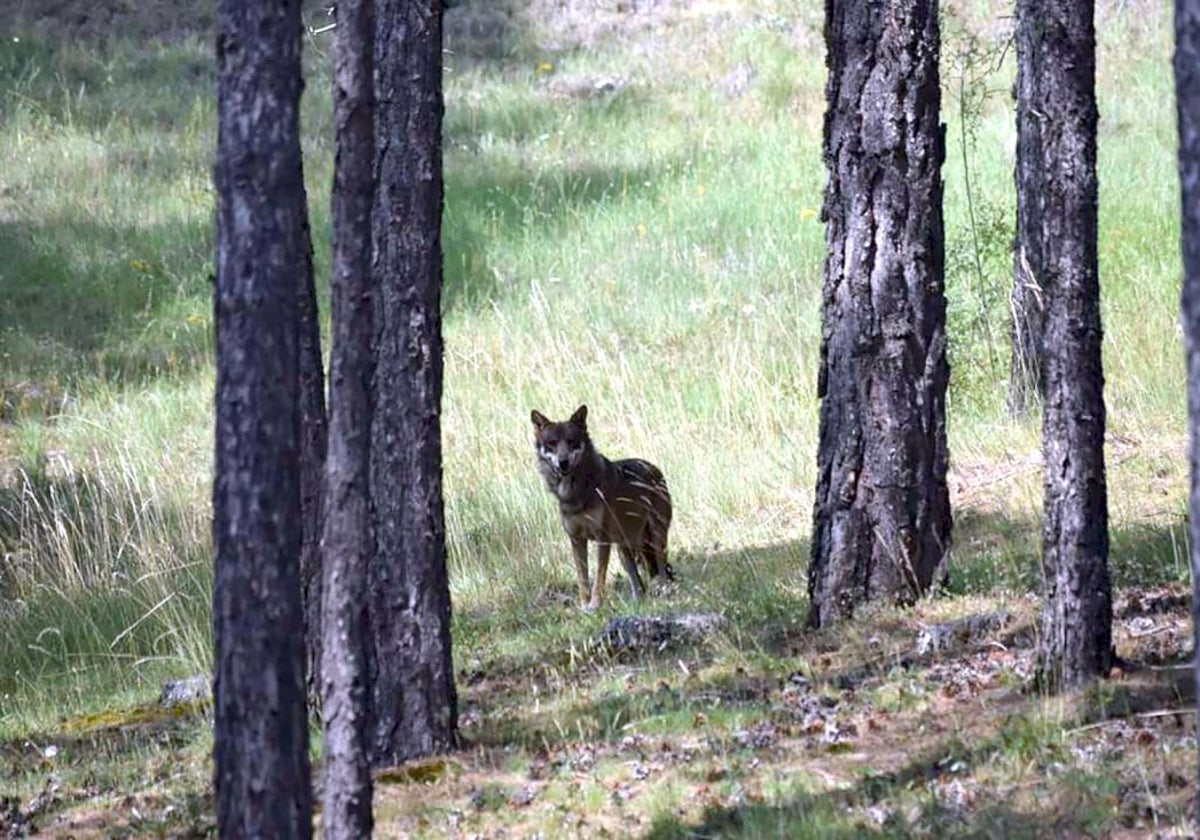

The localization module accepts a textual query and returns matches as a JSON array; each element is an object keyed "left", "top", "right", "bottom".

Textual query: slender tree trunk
[
  {"left": 367, "top": 0, "right": 458, "bottom": 765},
  {"left": 300, "top": 180, "right": 329, "bottom": 715},
  {"left": 1010, "top": 2, "right": 1047, "bottom": 416},
  {"left": 1173, "top": 0, "right": 1200, "bottom": 806},
  {"left": 1030, "top": 0, "right": 1113, "bottom": 691},
  {"left": 212, "top": 0, "right": 311, "bottom": 835},
  {"left": 807, "top": 0, "right": 952, "bottom": 628},
  {"left": 320, "top": 0, "right": 376, "bottom": 834}
]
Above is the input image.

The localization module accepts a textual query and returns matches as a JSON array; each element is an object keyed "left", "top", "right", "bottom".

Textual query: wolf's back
[
  {"left": 613, "top": 459, "right": 671, "bottom": 514},
  {"left": 614, "top": 458, "right": 674, "bottom": 579}
]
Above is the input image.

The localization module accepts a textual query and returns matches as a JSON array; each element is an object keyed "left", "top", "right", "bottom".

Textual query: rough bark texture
[
  {"left": 1030, "top": 0, "right": 1113, "bottom": 691},
  {"left": 807, "top": 0, "right": 952, "bottom": 628},
  {"left": 1010, "top": 2, "right": 1047, "bottom": 416},
  {"left": 1174, "top": 0, "right": 1200, "bottom": 799},
  {"left": 300, "top": 168, "right": 329, "bottom": 715},
  {"left": 367, "top": 0, "right": 458, "bottom": 765},
  {"left": 320, "top": 0, "right": 376, "bottom": 834},
  {"left": 211, "top": 0, "right": 312, "bottom": 835}
]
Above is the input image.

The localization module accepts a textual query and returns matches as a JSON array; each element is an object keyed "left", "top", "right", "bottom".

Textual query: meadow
[{"left": 0, "top": 0, "right": 1195, "bottom": 835}]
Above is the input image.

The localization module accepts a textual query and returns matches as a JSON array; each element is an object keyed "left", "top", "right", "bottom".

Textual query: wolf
[{"left": 530, "top": 405, "right": 674, "bottom": 610}]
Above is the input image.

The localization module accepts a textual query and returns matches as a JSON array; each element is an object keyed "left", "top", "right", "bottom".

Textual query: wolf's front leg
[
  {"left": 588, "top": 543, "right": 611, "bottom": 611},
  {"left": 571, "top": 535, "right": 591, "bottom": 608}
]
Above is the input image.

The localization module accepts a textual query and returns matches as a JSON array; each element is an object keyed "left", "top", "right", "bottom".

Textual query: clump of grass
[{"left": 0, "top": 442, "right": 210, "bottom": 734}]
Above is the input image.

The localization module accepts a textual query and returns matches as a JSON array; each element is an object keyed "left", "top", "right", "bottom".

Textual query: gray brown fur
[{"left": 531, "top": 405, "right": 673, "bottom": 610}]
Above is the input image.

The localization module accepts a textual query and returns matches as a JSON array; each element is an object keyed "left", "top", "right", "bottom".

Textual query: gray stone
[
  {"left": 158, "top": 674, "right": 211, "bottom": 708},
  {"left": 598, "top": 612, "right": 727, "bottom": 653},
  {"left": 915, "top": 611, "right": 1012, "bottom": 657}
]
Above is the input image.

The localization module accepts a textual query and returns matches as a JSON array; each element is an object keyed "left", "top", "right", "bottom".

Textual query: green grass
[{"left": 0, "top": 0, "right": 1194, "bottom": 835}]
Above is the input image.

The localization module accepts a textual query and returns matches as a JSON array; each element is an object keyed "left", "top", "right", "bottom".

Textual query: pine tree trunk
[
  {"left": 1030, "top": 0, "right": 1113, "bottom": 691},
  {"left": 1010, "top": 0, "right": 1048, "bottom": 416},
  {"left": 212, "top": 0, "right": 312, "bottom": 834},
  {"left": 807, "top": 0, "right": 952, "bottom": 628},
  {"left": 1174, "top": 1, "right": 1200, "bottom": 795},
  {"left": 320, "top": 0, "right": 376, "bottom": 834},
  {"left": 299, "top": 190, "right": 329, "bottom": 715},
  {"left": 367, "top": 0, "right": 458, "bottom": 765}
]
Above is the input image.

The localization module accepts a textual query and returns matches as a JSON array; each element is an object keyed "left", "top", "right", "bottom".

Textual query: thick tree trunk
[
  {"left": 1010, "top": 4, "right": 1047, "bottom": 416},
  {"left": 320, "top": 0, "right": 376, "bottom": 835},
  {"left": 212, "top": 0, "right": 312, "bottom": 835},
  {"left": 807, "top": 0, "right": 952, "bottom": 628},
  {"left": 1030, "top": 0, "right": 1113, "bottom": 691},
  {"left": 1174, "top": 0, "right": 1200, "bottom": 800},
  {"left": 300, "top": 185, "right": 329, "bottom": 715},
  {"left": 367, "top": 0, "right": 458, "bottom": 765}
]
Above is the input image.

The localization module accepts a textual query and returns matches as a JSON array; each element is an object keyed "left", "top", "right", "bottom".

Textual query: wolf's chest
[
  {"left": 562, "top": 488, "right": 649, "bottom": 543},
  {"left": 561, "top": 497, "right": 608, "bottom": 539}
]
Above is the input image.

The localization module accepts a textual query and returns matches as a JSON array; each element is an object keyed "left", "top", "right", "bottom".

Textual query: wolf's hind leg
[
  {"left": 618, "top": 545, "right": 646, "bottom": 600},
  {"left": 644, "top": 524, "right": 673, "bottom": 581}
]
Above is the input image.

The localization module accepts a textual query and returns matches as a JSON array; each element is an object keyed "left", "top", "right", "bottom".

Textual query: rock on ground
[
  {"left": 598, "top": 612, "right": 727, "bottom": 654},
  {"left": 158, "top": 674, "right": 210, "bottom": 708}
]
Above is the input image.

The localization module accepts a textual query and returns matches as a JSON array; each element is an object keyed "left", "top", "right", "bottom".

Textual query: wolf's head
[{"left": 531, "top": 405, "right": 590, "bottom": 477}]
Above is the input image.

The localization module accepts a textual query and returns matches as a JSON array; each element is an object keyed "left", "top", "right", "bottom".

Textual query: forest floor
[
  {"left": 0, "top": 0, "right": 1194, "bottom": 836},
  {"left": 3, "top": 579, "right": 1196, "bottom": 837}
]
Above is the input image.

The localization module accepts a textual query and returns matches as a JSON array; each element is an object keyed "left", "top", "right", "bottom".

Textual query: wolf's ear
[
  {"left": 570, "top": 405, "right": 588, "bottom": 427},
  {"left": 531, "top": 410, "right": 550, "bottom": 430}
]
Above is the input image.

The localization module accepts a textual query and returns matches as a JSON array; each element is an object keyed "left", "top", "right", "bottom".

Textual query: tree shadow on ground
[
  {"left": 0, "top": 22, "right": 683, "bottom": 387},
  {"left": 0, "top": 0, "right": 327, "bottom": 47},
  {"left": 640, "top": 752, "right": 1078, "bottom": 838},
  {"left": 642, "top": 608, "right": 1195, "bottom": 837},
  {"left": 454, "top": 539, "right": 810, "bottom": 748},
  {"left": 443, "top": 156, "right": 673, "bottom": 312},
  {"left": 449, "top": 516, "right": 1194, "bottom": 834},
  {"left": 0, "top": 703, "right": 207, "bottom": 770},
  {"left": 949, "top": 503, "right": 1188, "bottom": 594},
  {"left": 0, "top": 706, "right": 212, "bottom": 838},
  {"left": 445, "top": 1, "right": 534, "bottom": 69},
  {"left": 0, "top": 216, "right": 212, "bottom": 402},
  {"left": 0, "top": 33, "right": 214, "bottom": 133}
]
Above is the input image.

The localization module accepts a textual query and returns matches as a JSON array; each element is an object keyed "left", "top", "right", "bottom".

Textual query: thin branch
[{"left": 1068, "top": 709, "right": 1196, "bottom": 736}]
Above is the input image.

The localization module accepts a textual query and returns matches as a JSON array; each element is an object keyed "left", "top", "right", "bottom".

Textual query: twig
[
  {"left": 1068, "top": 708, "right": 1196, "bottom": 735},
  {"left": 1143, "top": 661, "right": 1194, "bottom": 671}
]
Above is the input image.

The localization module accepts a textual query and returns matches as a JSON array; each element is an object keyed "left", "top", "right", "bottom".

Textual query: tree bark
[
  {"left": 367, "top": 0, "right": 458, "bottom": 765},
  {"left": 212, "top": 0, "right": 312, "bottom": 835},
  {"left": 1010, "top": 2, "right": 1048, "bottom": 416},
  {"left": 1029, "top": 0, "right": 1113, "bottom": 691},
  {"left": 300, "top": 169, "right": 329, "bottom": 716},
  {"left": 1174, "top": 0, "right": 1200, "bottom": 803},
  {"left": 320, "top": 0, "right": 376, "bottom": 835},
  {"left": 807, "top": 0, "right": 952, "bottom": 628}
]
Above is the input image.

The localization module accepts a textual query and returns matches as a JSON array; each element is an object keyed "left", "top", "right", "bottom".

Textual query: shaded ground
[
  {"left": 0, "top": 0, "right": 330, "bottom": 44},
  {"left": 3, "top": 583, "right": 1194, "bottom": 837},
  {"left": 384, "top": 589, "right": 1196, "bottom": 837},
  {"left": 1, "top": 701, "right": 213, "bottom": 838},
  {"left": 0, "top": 0, "right": 738, "bottom": 61}
]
